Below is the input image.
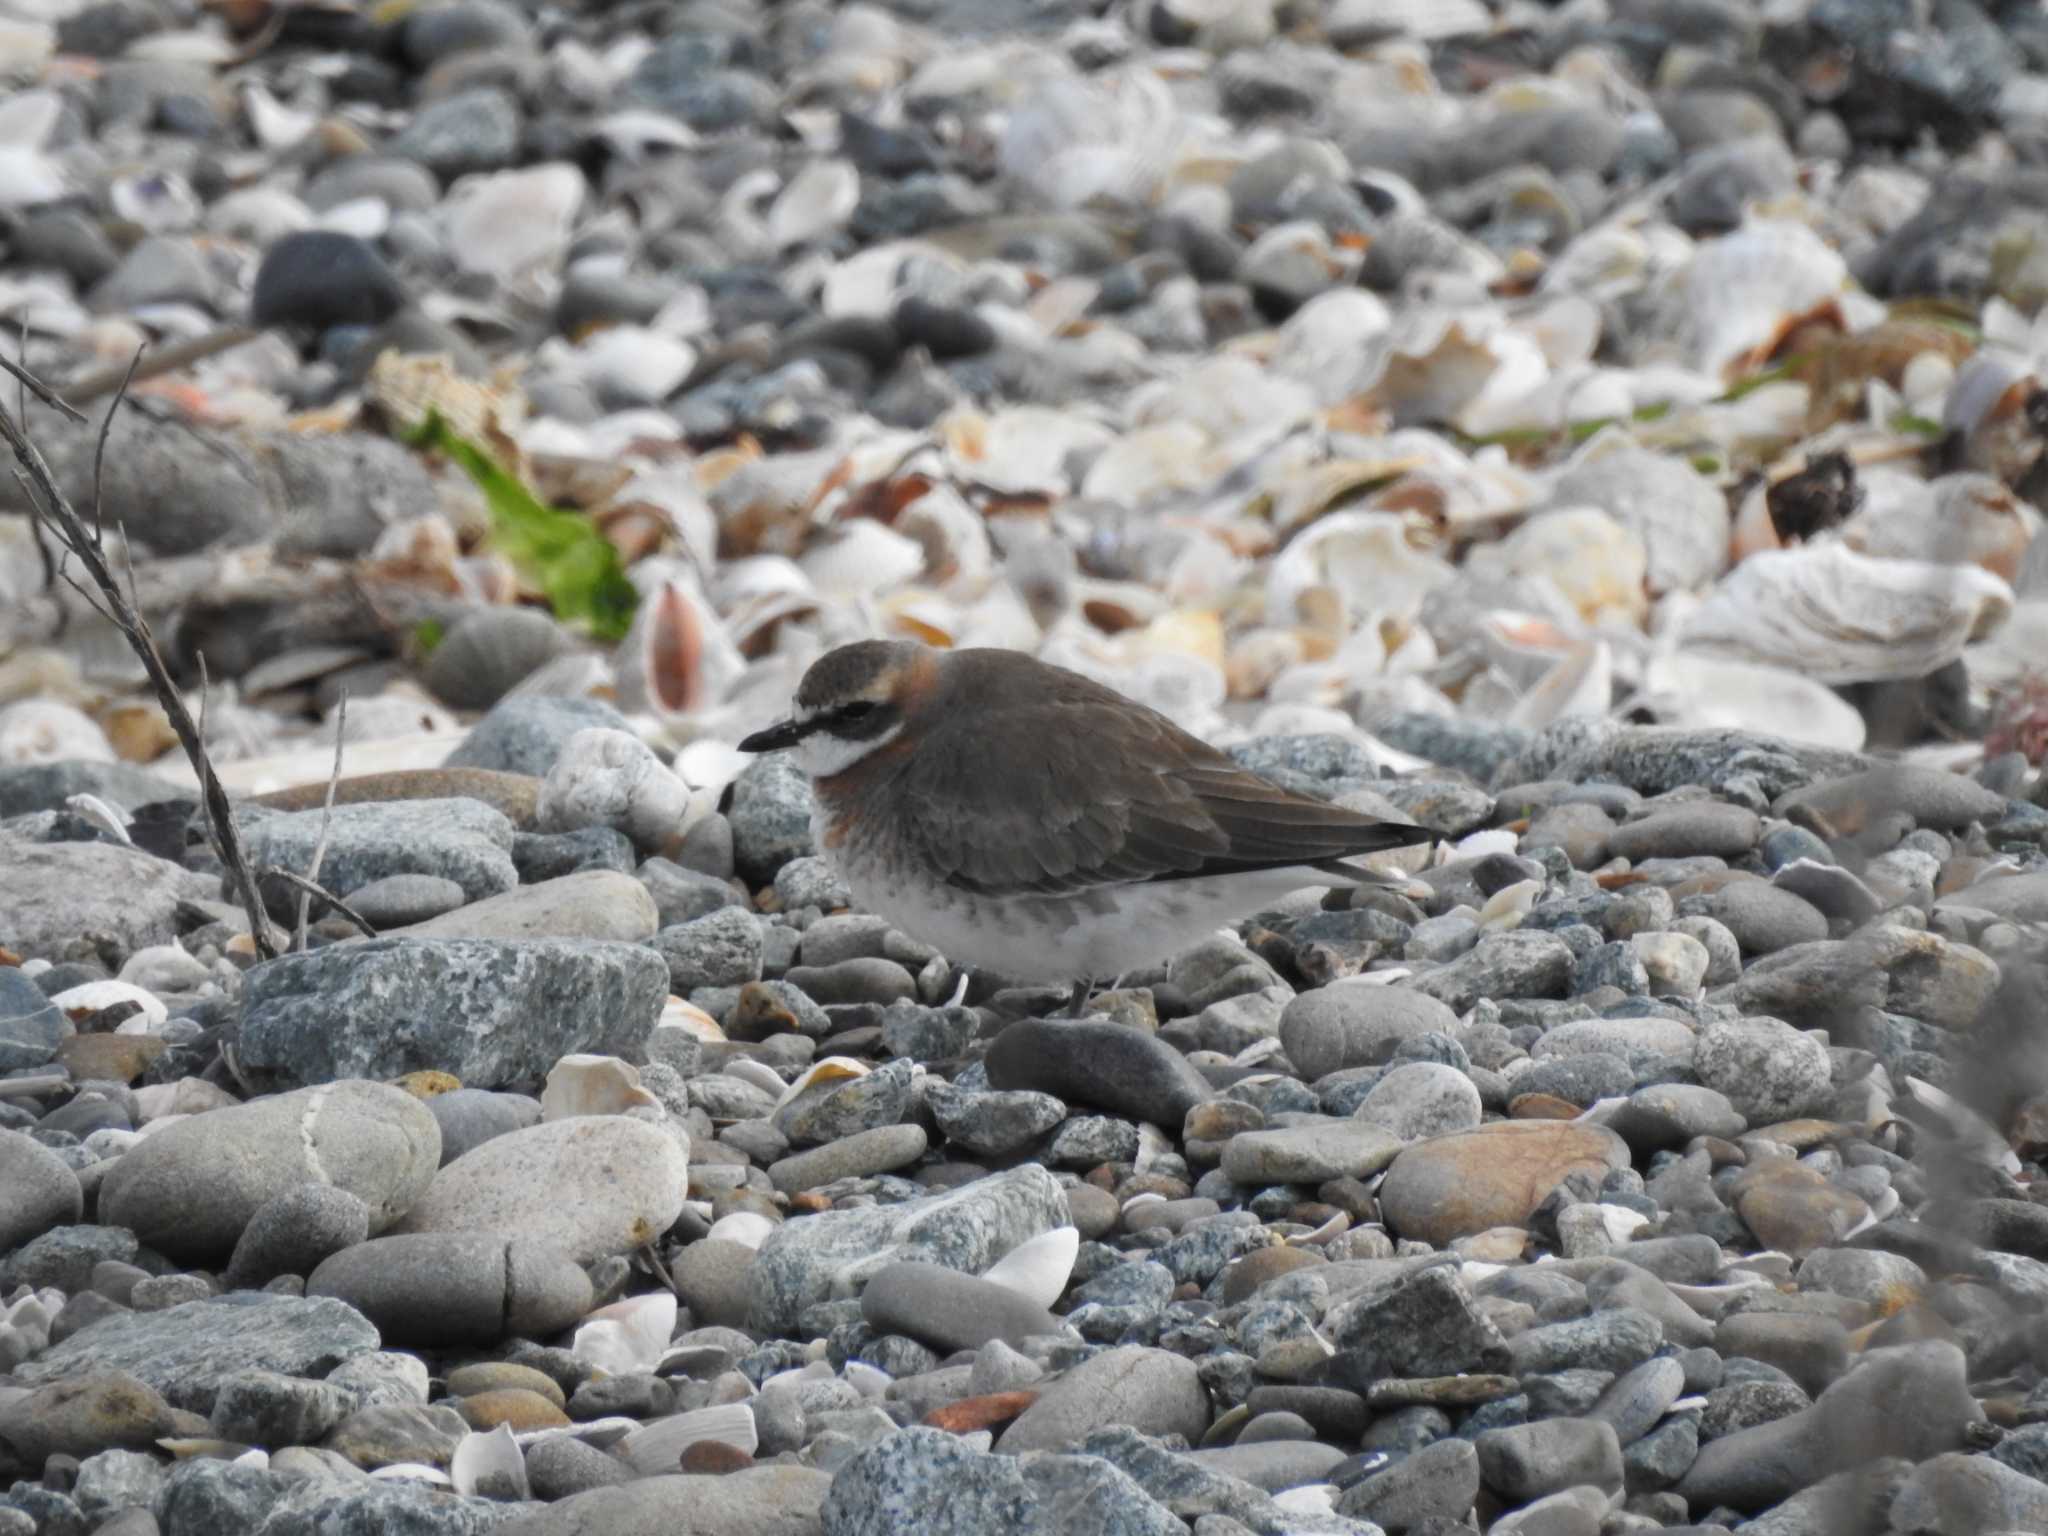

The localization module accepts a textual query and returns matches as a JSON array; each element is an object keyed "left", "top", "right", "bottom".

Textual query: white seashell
[
  {"left": 768, "top": 159, "right": 860, "bottom": 250},
  {"left": 369, "top": 1463, "right": 451, "bottom": 1485},
  {"left": 978, "top": 1226, "right": 1078, "bottom": 1310},
  {"left": 773, "top": 1062, "right": 870, "bottom": 1109},
  {"left": 726, "top": 1057, "right": 794, "bottom": 1102},
  {"left": 574, "top": 326, "right": 695, "bottom": 406},
  {"left": 229, "top": 1449, "right": 272, "bottom": 1471},
  {"left": 542, "top": 1055, "right": 661, "bottom": 1122},
  {"left": 616, "top": 1404, "right": 759, "bottom": 1475},
  {"left": 799, "top": 519, "right": 926, "bottom": 596},
  {"left": 118, "top": 941, "right": 212, "bottom": 994},
  {"left": 998, "top": 64, "right": 1184, "bottom": 210},
  {"left": 1507, "top": 640, "right": 1611, "bottom": 730},
  {"left": 51, "top": 981, "right": 167, "bottom": 1027},
  {"left": 1841, "top": 472, "right": 2034, "bottom": 583},
  {"left": 705, "top": 1211, "right": 776, "bottom": 1250},
  {"left": 654, "top": 999, "right": 725, "bottom": 1041},
  {"left": 64, "top": 793, "right": 132, "bottom": 846},
  {"left": 1134, "top": 1121, "right": 1174, "bottom": 1174},
  {"left": 1477, "top": 880, "right": 1541, "bottom": 931},
  {"left": 450, "top": 1423, "right": 530, "bottom": 1501},
  {"left": 572, "top": 1291, "right": 679, "bottom": 1377},
  {"left": 1495, "top": 507, "right": 1647, "bottom": 625},
  {"left": 1676, "top": 220, "right": 1861, "bottom": 380},
  {"left": 1271, "top": 1485, "right": 1339, "bottom": 1517},
  {"left": 0, "top": 699, "right": 112, "bottom": 764},
  {"left": 1638, "top": 650, "right": 1866, "bottom": 753},
  {"left": 1453, "top": 828, "right": 1521, "bottom": 862},
  {"left": 944, "top": 406, "right": 1116, "bottom": 498},
  {"left": 1677, "top": 542, "right": 2013, "bottom": 684},
  {"left": 1264, "top": 511, "right": 1454, "bottom": 628},
  {"left": 242, "top": 83, "right": 316, "bottom": 151},
  {"left": 615, "top": 574, "right": 744, "bottom": 727},
  {"left": 445, "top": 164, "right": 587, "bottom": 280}
]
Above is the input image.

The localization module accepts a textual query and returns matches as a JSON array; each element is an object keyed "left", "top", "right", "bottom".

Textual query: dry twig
[
  {"left": 296, "top": 691, "right": 349, "bottom": 952},
  {"left": 262, "top": 867, "right": 379, "bottom": 941},
  {"left": 0, "top": 361, "right": 281, "bottom": 961}
]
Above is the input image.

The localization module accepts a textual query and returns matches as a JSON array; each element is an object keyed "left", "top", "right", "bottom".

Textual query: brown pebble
[
  {"left": 678, "top": 1440, "right": 755, "bottom": 1474},
  {"left": 453, "top": 1389, "right": 570, "bottom": 1432},
  {"left": 55, "top": 1034, "right": 165, "bottom": 1084},
  {"left": 789, "top": 1192, "right": 833, "bottom": 1215},
  {"left": 922, "top": 1391, "right": 1038, "bottom": 1434},
  {"left": 1220, "top": 1246, "right": 1325, "bottom": 1307},
  {"left": 1507, "top": 1092, "right": 1581, "bottom": 1121}
]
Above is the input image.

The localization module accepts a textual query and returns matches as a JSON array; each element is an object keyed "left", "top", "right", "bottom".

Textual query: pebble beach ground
[{"left": 9, "top": 0, "right": 2048, "bottom": 1533}]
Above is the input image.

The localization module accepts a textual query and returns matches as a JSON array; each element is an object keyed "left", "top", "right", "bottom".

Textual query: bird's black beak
[{"left": 738, "top": 718, "right": 810, "bottom": 753}]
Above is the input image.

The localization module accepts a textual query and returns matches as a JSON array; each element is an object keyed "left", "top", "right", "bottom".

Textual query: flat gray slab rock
[
  {"left": 243, "top": 795, "right": 517, "bottom": 905},
  {"left": 13, "top": 1293, "right": 380, "bottom": 1414},
  {"left": 0, "top": 834, "right": 213, "bottom": 963},
  {"left": 238, "top": 936, "right": 669, "bottom": 1089}
]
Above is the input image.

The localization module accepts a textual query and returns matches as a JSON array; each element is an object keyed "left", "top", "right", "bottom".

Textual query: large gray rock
[
  {"left": 258, "top": 1483, "right": 513, "bottom": 1536},
  {"left": 308, "top": 1233, "right": 594, "bottom": 1344},
  {"left": 239, "top": 937, "right": 669, "bottom": 1089},
  {"left": 13, "top": 1293, "right": 380, "bottom": 1413},
  {"left": 823, "top": 1426, "right": 1181, "bottom": 1536},
  {"left": 0, "top": 834, "right": 211, "bottom": 963},
  {"left": 1692, "top": 1015, "right": 1834, "bottom": 1124},
  {"left": 243, "top": 797, "right": 517, "bottom": 908},
  {"left": 999, "top": 1345, "right": 1210, "bottom": 1453},
  {"left": 728, "top": 753, "right": 815, "bottom": 886},
  {"left": 749, "top": 1164, "right": 1069, "bottom": 1334},
  {"left": 97, "top": 1079, "right": 440, "bottom": 1263},
  {"left": 0, "top": 1127, "right": 82, "bottom": 1252},
  {"left": 0, "top": 966, "right": 67, "bottom": 1072},
  {"left": 392, "top": 1115, "right": 688, "bottom": 1263},
  {"left": 984, "top": 1019, "right": 1213, "bottom": 1128},
  {"left": 500, "top": 1467, "right": 834, "bottom": 1536}
]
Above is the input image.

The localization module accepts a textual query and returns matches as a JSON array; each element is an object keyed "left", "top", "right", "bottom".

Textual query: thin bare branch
[
  {"left": 262, "top": 866, "right": 379, "bottom": 940},
  {"left": 0, "top": 349, "right": 87, "bottom": 425},
  {"left": 297, "top": 691, "right": 348, "bottom": 952},
  {"left": 90, "top": 346, "right": 144, "bottom": 549},
  {"left": 0, "top": 363, "right": 280, "bottom": 962},
  {"left": 61, "top": 323, "right": 260, "bottom": 405}
]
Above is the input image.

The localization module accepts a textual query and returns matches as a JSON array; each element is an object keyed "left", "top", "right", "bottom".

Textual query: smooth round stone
[
  {"left": 1280, "top": 986, "right": 1462, "bottom": 1078},
  {"left": 98, "top": 1080, "right": 440, "bottom": 1264},
  {"left": 1475, "top": 1417, "right": 1623, "bottom": 1502},
  {"left": 392, "top": 1116, "right": 688, "bottom": 1263},
  {"left": 1714, "top": 1312, "right": 1849, "bottom": 1399},
  {"left": 249, "top": 230, "right": 404, "bottom": 332},
  {"left": 0, "top": 1127, "right": 83, "bottom": 1252},
  {"left": 524, "top": 1435, "right": 634, "bottom": 1501},
  {"left": 1608, "top": 1084, "right": 1748, "bottom": 1153},
  {"left": 1630, "top": 931, "right": 1710, "bottom": 997},
  {"left": 506, "top": 1466, "right": 833, "bottom": 1535},
  {"left": 307, "top": 1233, "right": 592, "bottom": 1345},
  {"left": 1731, "top": 1162, "right": 1871, "bottom": 1261},
  {"left": 447, "top": 1361, "right": 566, "bottom": 1408},
  {"left": 326, "top": 1399, "right": 470, "bottom": 1469},
  {"left": 1220, "top": 1246, "right": 1324, "bottom": 1307},
  {"left": 1336, "top": 1434, "right": 1480, "bottom": 1528},
  {"left": 1693, "top": 1016, "right": 1833, "bottom": 1124},
  {"left": 1589, "top": 1356, "right": 1686, "bottom": 1444},
  {"left": 222, "top": 1185, "right": 371, "bottom": 1289},
  {"left": 1606, "top": 804, "right": 1762, "bottom": 862},
  {"left": 1065, "top": 1184, "right": 1119, "bottom": 1241},
  {"left": 1777, "top": 765, "right": 2008, "bottom": 836},
  {"left": 1222, "top": 1122, "right": 1402, "bottom": 1185},
  {"left": 448, "top": 697, "right": 634, "bottom": 779},
  {"left": 538, "top": 729, "right": 693, "bottom": 855},
  {"left": 671, "top": 1237, "right": 754, "bottom": 1330},
  {"left": 997, "top": 1345, "right": 1210, "bottom": 1453},
  {"left": 1511, "top": 1051, "right": 1634, "bottom": 1109},
  {"left": 456, "top": 1388, "right": 571, "bottom": 1431},
  {"left": 1793, "top": 1246, "right": 1927, "bottom": 1307},
  {"left": 427, "top": 1088, "right": 543, "bottom": 1165},
  {"left": 655, "top": 908, "right": 765, "bottom": 992},
  {"left": 1686, "top": 879, "right": 1828, "bottom": 957},
  {"left": 861, "top": 1261, "right": 1062, "bottom": 1354},
  {"left": 768, "top": 1124, "right": 928, "bottom": 1194},
  {"left": 345, "top": 874, "right": 468, "bottom": 929},
  {"left": 1187, "top": 1438, "right": 1347, "bottom": 1491},
  {"left": 1377, "top": 1122, "right": 1631, "bottom": 1246},
  {"left": 0, "top": 1372, "right": 177, "bottom": 1463},
  {"left": 1351, "top": 1062, "right": 1483, "bottom": 1142},
  {"left": 387, "top": 870, "right": 658, "bottom": 944},
  {"left": 986, "top": 1017, "right": 1214, "bottom": 1127},
  {"left": 782, "top": 957, "right": 917, "bottom": 1006},
  {"left": 1531, "top": 1014, "right": 1698, "bottom": 1073},
  {"left": 1672, "top": 915, "right": 1742, "bottom": 985}
]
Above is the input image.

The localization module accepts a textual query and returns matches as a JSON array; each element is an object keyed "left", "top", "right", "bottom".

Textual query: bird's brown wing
[{"left": 891, "top": 672, "right": 1432, "bottom": 899}]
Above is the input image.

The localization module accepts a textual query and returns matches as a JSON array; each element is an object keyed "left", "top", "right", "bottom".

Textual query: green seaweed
[{"left": 403, "top": 410, "right": 638, "bottom": 643}]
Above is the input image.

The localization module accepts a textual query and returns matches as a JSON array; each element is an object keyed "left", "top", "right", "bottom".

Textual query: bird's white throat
[{"left": 794, "top": 721, "right": 904, "bottom": 779}]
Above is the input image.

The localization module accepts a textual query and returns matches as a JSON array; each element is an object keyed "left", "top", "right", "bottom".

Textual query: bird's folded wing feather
[{"left": 895, "top": 698, "right": 1431, "bottom": 898}]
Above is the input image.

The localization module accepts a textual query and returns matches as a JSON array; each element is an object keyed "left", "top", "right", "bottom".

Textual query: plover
[{"left": 738, "top": 640, "right": 1434, "bottom": 993}]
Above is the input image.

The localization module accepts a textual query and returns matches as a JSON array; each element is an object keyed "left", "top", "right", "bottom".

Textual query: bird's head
[{"left": 738, "top": 639, "right": 934, "bottom": 778}]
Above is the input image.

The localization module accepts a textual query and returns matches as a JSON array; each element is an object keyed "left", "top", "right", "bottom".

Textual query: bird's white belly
[{"left": 833, "top": 850, "right": 1331, "bottom": 983}]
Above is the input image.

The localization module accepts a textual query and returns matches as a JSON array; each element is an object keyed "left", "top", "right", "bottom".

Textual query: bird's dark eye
[{"left": 837, "top": 701, "right": 879, "bottom": 721}]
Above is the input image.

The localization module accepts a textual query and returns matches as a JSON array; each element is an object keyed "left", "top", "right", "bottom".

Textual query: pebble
[
  {"left": 97, "top": 1079, "right": 439, "bottom": 1264},
  {"left": 0, "top": 1128, "right": 83, "bottom": 1252},
  {"left": 985, "top": 1018, "right": 1213, "bottom": 1127},
  {"left": 1377, "top": 1121, "right": 1631, "bottom": 1245},
  {"left": 383, "top": 868, "right": 659, "bottom": 942},
  {"left": 998, "top": 1346, "right": 1210, "bottom": 1453},
  {"left": 243, "top": 797, "right": 518, "bottom": 910},
  {"left": 393, "top": 1114, "right": 689, "bottom": 1263},
  {"left": 860, "top": 1261, "right": 1062, "bottom": 1353}
]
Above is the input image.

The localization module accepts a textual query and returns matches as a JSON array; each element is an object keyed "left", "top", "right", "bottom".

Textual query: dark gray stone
[
  {"left": 223, "top": 1185, "right": 372, "bottom": 1289},
  {"left": 307, "top": 1232, "right": 594, "bottom": 1345},
  {"left": 1328, "top": 1266, "right": 1505, "bottom": 1389},
  {"left": 861, "top": 1262, "right": 1063, "bottom": 1354},
  {"left": 728, "top": 753, "right": 815, "bottom": 886},
  {"left": 653, "top": 908, "right": 764, "bottom": 992},
  {"left": 985, "top": 1018, "right": 1212, "bottom": 1127},
  {"left": 426, "top": 1088, "right": 543, "bottom": 1165},
  {"left": 0, "top": 1126, "right": 83, "bottom": 1251},
  {"left": 249, "top": 230, "right": 404, "bottom": 332}
]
